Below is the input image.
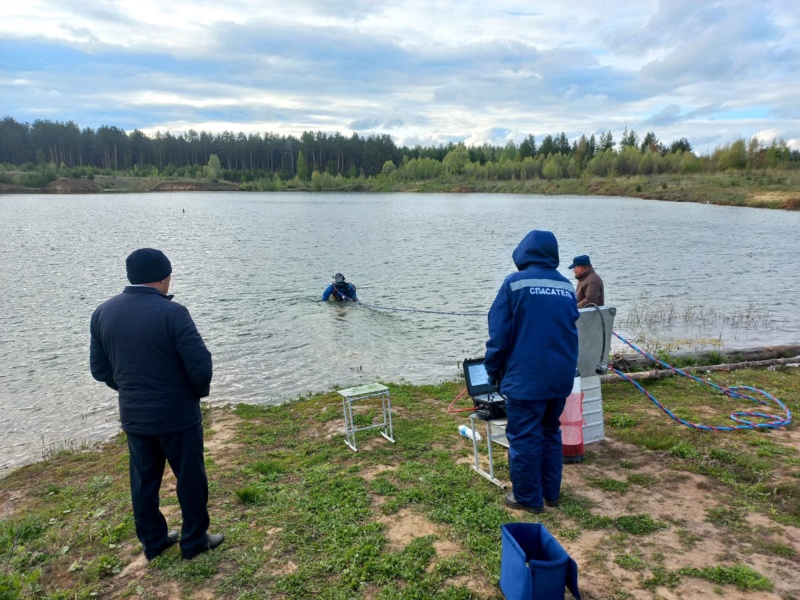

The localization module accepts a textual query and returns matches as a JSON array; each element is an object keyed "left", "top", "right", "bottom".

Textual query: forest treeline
[{"left": 0, "top": 115, "right": 797, "bottom": 189}]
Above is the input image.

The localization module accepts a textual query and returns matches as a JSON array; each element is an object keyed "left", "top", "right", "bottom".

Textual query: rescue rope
[
  {"left": 356, "top": 301, "right": 487, "bottom": 317},
  {"left": 352, "top": 299, "right": 793, "bottom": 431},
  {"left": 610, "top": 332, "right": 792, "bottom": 431}
]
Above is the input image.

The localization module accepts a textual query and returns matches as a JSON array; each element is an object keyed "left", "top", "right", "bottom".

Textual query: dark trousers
[
  {"left": 505, "top": 397, "right": 567, "bottom": 507},
  {"left": 126, "top": 423, "right": 210, "bottom": 558}
]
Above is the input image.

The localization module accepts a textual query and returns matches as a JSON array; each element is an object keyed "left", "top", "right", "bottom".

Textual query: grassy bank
[
  {"left": 4, "top": 170, "right": 799, "bottom": 211},
  {"left": 87, "top": 170, "right": 800, "bottom": 210},
  {"left": 2, "top": 366, "right": 799, "bottom": 599},
  {"left": 369, "top": 171, "right": 800, "bottom": 210}
]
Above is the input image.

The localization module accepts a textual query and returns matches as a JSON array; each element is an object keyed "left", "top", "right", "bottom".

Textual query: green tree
[
  {"left": 640, "top": 131, "right": 660, "bottom": 153},
  {"left": 381, "top": 160, "right": 396, "bottom": 177},
  {"left": 620, "top": 128, "right": 639, "bottom": 149},
  {"left": 599, "top": 131, "right": 614, "bottom": 152},
  {"left": 539, "top": 135, "right": 556, "bottom": 156},
  {"left": 542, "top": 155, "right": 563, "bottom": 180},
  {"left": 205, "top": 153, "right": 221, "bottom": 180},
  {"left": 297, "top": 150, "right": 308, "bottom": 180},
  {"left": 443, "top": 143, "right": 470, "bottom": 175},
  {"left": 518, "top": 135, "right": 536, "bottom": 159},
  {"left": 669, "top": 138, "right": 692, "bottom": 154}
]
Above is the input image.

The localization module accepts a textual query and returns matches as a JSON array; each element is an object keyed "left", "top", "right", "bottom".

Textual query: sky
[{"left": 1, "top": 0, "right": 799, "bottom": 154}]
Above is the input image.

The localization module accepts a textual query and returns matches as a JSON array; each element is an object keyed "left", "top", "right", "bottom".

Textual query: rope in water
[
  {"left": 351, "top": 299, "right": 793, "bottom": 431},
  {"left": 355, "top": 300, "right": 488, "bottom": 317},
  {"left": 610, "top": 331, "right": 792, "bottom": 431}
]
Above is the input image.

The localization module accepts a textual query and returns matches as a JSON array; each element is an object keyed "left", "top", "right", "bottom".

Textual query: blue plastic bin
[{"left": 500, "top": 523, "right": 581, "bottom": 600}]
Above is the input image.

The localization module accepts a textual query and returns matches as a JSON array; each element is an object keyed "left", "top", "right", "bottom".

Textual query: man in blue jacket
[
  {"left": 90, "top": 248, "right": 224, "bottom": 560},
  {"left": 485, "top": 230, "right": 579, "bottom": 512},
  {"left": 322, "top": 272, "right": 358, "bottom": 302}
]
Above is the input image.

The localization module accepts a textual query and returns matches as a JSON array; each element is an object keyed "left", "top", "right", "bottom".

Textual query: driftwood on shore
[
  {"left": 601, "top": 355, "right": 800, "bottom": 383},
  {"left": 610, "top": 345, "right": 800, "bottom": 371}
]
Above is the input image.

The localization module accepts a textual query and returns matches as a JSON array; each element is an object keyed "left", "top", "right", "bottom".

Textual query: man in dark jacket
[
  {"left": 321, "top": 272, "right": 358, "bottom": 302},
  {"left": 568, "top": 254, "right": 604, "bottom": 308},
  {"left": 485, "top": 231, "right": 579, "bottom": 512},
  {"left": 90, "top": 248, "right": 224, "bottom": 560}
]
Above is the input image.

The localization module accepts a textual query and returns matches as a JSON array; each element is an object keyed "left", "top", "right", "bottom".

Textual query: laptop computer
[{"left": 463, "top": 357, "right": 507, "bottom": 420}]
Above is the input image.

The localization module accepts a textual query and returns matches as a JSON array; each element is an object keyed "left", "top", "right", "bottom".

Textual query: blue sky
[{"left": 2, "top": 0, "right": 798, "bottom": 153}]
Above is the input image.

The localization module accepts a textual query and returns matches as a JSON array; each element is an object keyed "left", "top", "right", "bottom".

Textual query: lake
[{"left": 1, "top": 192, "right": 798, "bottom": 472}]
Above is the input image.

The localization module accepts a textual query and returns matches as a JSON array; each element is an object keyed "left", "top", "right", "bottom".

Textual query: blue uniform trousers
[
  {"left": 505, "top": 397, "right": 567, "bottom": 507},
  {"left": 126, "top": 423, "right": 210, "bottom": 559}
]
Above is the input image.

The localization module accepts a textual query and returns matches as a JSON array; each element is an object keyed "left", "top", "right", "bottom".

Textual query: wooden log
[
  {"left": 601, "top": 356, "right": 800, "bottom": 384},
  {"left": 610, "top": 344, "right": 800, "bottom": 371}
]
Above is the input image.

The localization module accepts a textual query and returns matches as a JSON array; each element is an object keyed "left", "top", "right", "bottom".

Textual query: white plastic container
[{"left": 458, "top": 424, "right": 483, "bottom": 441}]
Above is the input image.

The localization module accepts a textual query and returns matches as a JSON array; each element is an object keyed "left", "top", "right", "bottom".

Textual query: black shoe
[
  {"left": 544, "top": 498, "right": 560, "bottom": 508},
  {"left": 504, "top": 492, "right": 544, "bottom": 514},
  {"left": 182, "top": 533, "right": 225, "bottom": 560},
  {"left": 146, "top": 530, "right": 179, "bottom": 561},
  {"left": 563, "top": 455, "right": 584, "bottom": 464}
]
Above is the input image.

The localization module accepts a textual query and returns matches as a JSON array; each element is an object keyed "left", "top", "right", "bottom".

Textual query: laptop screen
[
  {"left": 463, "top": 357, "right": 494, "bottom": 396},
  {"left": 467, "top": 362, "right": 489, "bottom": 387}
]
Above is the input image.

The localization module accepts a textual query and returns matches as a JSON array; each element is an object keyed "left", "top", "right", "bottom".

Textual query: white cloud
[{"left": 0, "top": 0, "right": 797, "bottom": 154}]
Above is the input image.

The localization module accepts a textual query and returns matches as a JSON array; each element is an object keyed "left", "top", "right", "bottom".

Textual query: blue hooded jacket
[
  {"left": 485, "top": 230, "right": 579, "bottom": 401},
  {"left": 90, "top": 286, "right": 212, "bottom": 435},
  {"left": 322, "top": 282, "right": 358, "bottom": 301}
]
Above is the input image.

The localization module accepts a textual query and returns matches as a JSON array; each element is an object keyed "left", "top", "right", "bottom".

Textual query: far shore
[{"left": 1, "top": 170, "right": 798, "bottom": 210}]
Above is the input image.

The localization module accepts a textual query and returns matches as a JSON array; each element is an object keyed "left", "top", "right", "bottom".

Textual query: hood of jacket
[{"left": 512, "top": 230, "right": 559, "bottom": 270}]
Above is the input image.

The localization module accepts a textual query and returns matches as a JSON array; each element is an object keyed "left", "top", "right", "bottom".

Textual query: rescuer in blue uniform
[
  {"left": 322, "top": 272, "right": 358, "bottom": 302},
  {"left": 485, "top": 230, "right": 579, "bottom": 512}
]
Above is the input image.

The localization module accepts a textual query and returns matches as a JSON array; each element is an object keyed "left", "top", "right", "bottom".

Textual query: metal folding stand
[
  {"left": 468, "top": 413, "right": 509, "bottom": 488},
  {"left": 337, "top": 383, "right": 396, "bottom": 452}
]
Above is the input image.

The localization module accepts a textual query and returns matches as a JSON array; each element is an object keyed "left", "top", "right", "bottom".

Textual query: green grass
[
  {"left": 643, "top": 566, "right": 682, "bottom": 591},
  {"left": 589, "top": 478, "right": 631, "bottom": 493},
  {"left": 679, "top": 565, "right": 773, "bottom": 591},
  {"left": 615, "top": 552, "right": 647, "bottom": 571},
  {"left": 614, "top": 515, "right": 668, "bottom": 535},
  {"left": 609, "top": 415, "right": 637, "bottom": 429},
  {"left": 626, "top": 473, "right": 657, "bottom": 486},
  {"left": 0, "top": 369, "right": 798, "bottom": 599}
]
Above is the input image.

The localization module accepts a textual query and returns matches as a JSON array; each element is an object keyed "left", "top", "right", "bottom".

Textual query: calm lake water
[{"left": 1, "top": 192, "right": 799, "bottom": 472}]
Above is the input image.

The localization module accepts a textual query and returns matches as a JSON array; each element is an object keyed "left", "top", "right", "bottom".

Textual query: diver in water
[{"left": 322, "top": 273, "right": 358, "bottom": 302}]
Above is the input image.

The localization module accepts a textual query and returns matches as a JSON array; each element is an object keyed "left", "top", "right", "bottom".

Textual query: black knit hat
[{"left": 126, "top": 248, "right": 172, "bottom": 284}]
